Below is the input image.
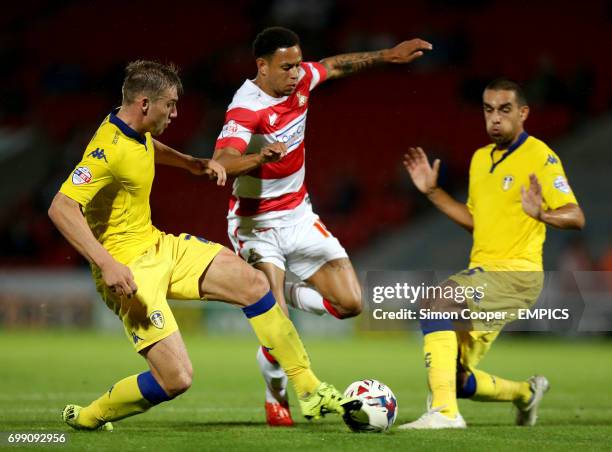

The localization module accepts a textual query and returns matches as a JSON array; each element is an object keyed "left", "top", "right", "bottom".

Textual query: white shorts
[{"left": 228, "top": 213, "right": 348, "bottom": 280}]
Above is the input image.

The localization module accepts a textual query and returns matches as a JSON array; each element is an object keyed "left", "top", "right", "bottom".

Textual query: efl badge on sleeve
[
  {"left": 72, "top": 167, "right": 92, "bottom": 185},
  {"left": 553, "top": 175, "right": 571, "bottom": 194},
  {"left": 297, "top": 93, "right": 307, "bottom": 106},
  {"left": 220, "top": 120, "right": 239, "bottom": 138}
]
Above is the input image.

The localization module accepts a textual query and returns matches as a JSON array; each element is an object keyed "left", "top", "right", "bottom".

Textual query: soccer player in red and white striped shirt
[{"left": 213, "top": 27, "right": 432, "bottom": 426}]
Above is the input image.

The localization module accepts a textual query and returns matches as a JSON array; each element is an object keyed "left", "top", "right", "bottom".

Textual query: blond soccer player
[{"left": 49, "top": 60, "right": 359, "bottom": 431}]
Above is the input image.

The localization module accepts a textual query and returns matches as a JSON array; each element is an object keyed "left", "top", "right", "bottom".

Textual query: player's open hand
[
  {"left": 260, "top": 142, "right": 287, "bottom": 163},
  {"left": 403, "top": 147, "right": 440, "bottom": 195},
  {"left": 386, "top": 39, "right": 433, "bottom": 64},
  {"left": 521, "top": 173, "right": 543, "bottom": 220},
  {"left": 100, "top": 259, "right": 138, "bottom": 299}
]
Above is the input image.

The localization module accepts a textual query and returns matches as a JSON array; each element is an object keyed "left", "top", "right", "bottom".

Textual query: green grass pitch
[{"left": 0, "top": 331, "right": 610, "bottom": 451}]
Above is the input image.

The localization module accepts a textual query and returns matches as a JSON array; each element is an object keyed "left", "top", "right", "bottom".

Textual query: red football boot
[{"left": 265, "top": 400, "right": 294, "bottom": 426}]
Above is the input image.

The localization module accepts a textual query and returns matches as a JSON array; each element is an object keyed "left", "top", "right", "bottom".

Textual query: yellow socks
[
  {"left": 76, "top": 374, "right": 151, "bottom": 427},
  {"left": 423, "top": 330, "right": 459, "bottom": 418},
  {"left": 77, "top": 371, "right": 171, "bottom": 428},
  {"left": 470, "top": 369, "right": 532, "bottom": 405},
  {"left": 243, "top": 291, "right": 320, "bottom": 398}
]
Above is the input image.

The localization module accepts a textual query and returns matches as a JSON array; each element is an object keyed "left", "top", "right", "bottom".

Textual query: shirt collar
[
  {"left": 506, "top": 130, "right": 529, "bottom": 153},
  {"left": 489, "top": 131, "right": 529, "bottom": 173},
  {"left": 109, "top": 108, "right": 147, "bottom": 145}
]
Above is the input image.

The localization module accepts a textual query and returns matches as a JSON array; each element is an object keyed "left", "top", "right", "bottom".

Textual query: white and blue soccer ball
[{"left": 343, "top": 379, "right": 398, "bottom": 432}]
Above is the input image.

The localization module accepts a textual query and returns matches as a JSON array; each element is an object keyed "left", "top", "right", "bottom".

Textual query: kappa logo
[
  {"left": 502, "top": 175, "right": 514, "bottom": 191},
  {"left": 545, "top": 154, "right": 559, "bottom": 166},
  {"left": 88, "top": 147, "right": 107, "bottom": 162},
  {"left": 296, "top": 93, "right": 307, "bottom": 106},
  {"left": 150, "top": 310, "right": 165, "bottom": 329},
  {"left": 268, "top": 113, "right": 278, "bottom": 126},
  {"left": 424, "top": 352, "right": 432, "bottom": 368},
  {"left": 131, "top": 331, "right": 144, "bottom": 344},
  {"left": 72, "top": 166, "right": 92, "bottom": 185}
]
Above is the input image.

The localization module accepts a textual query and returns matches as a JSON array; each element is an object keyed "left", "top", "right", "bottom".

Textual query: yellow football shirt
[
  {"left": 466, "top": 132, "right": 578, "bottom": 270},
  {"left": 60, "top": 109, "right": 161, "bottom": 264}
]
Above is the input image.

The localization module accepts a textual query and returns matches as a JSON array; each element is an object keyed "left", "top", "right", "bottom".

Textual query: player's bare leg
[
  {"left": 306, "top": 258, "right": 362, "bottom": 318},
  {"left": 256, "top": 262, "right": 289, "bottom": 315},
  {"left": 141, "top": 331, "right": 193, "bottom": 398},
  {"left": 199, "top": 248, "right": 271, "bottom": 307},
  {"left": 253, "top": 262, "right": 293, "bottom": 426}
]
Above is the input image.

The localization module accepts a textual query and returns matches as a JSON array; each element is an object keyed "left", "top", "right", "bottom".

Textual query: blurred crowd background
[{"left": 1, "top": 0, "right": 611, "bottom": 332}]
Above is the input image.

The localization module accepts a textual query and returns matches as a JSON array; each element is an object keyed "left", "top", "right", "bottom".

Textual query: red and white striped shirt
[{"left": 215, "top": 61, "right": 327, "bottom": 228}]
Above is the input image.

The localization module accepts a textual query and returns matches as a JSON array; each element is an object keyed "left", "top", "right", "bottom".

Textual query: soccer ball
[{"left": 343, "top": 379, "right": 398, "bottom": 432}]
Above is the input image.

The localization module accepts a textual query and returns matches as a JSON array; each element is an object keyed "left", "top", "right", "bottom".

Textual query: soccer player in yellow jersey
[
  {"left": 398, "top": 78, "right": 585, "bottom": 429},
  {"left": 48, "top": 60, "right": 359, "bottom": 431}
]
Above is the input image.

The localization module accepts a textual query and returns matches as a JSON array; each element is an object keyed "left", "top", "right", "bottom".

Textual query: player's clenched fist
[
  {"left": 260, "top": 142, "right": 287, "bottom": 163},
  {"left": 188, "top": 158, "right": 227, "bottom": 186},
  {"left": 384, "top": 39, "right": 433, "bottom": 64},
  {"left": 203, "top": 158, "right": 227, "bottom": 186},
  {"left": 99, "top": 258, "right": 138, "bottom": 298}
]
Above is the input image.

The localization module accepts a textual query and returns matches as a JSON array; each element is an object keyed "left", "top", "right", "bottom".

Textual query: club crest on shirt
[
  {"left": 502, "top": 175, "right": 514, "bottom": 191},
  {"left": 553, "top": 175, "right": 571, "bottom": 193},
  {"left": 72, "top": 166, "right": 92, "bottom": 185},
  {"left": 296, "top": 93, "right": 307, "bottom": 106},
  {"left": 268, "top": 113, "right": 278, "bottom": 126},
  {"left": 150, "top": 310, "right": 165, "bottom": 329}
]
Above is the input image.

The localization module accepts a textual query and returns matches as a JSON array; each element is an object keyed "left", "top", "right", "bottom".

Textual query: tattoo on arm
[{"left": 323, "top": 51, "right": 386, "bottom": 78}]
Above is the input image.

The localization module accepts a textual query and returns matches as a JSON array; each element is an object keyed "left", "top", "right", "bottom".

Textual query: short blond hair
[{"left": 121, "top": 60, "right": 183, "bottom": 104}]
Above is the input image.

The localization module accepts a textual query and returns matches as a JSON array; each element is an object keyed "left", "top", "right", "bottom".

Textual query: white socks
[
  {"left": 256, "top": 346, "right": 288, "bottom": 404},
  {"left": 284, "top": 282, "right": 327, "bottom": 316}
]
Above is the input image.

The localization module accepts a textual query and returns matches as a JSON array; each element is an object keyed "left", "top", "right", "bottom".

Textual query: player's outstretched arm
[
  {"left": 213, "top": 142, "right": 287, "bottom": 177},
  {"left": 48, "top": 193, "right": 138, "bottom": 297},
  {"left": 403, "top": 147, "right": 474, "bottom": 232},
  {"left": 320, "top": 39, "right": 432, "bottom": 80},
  {"left": 521, "top": 174, "right": 585, "bottom": 229},
  {"left": 153, "top": 139, "right": 226, "bottom": 186}
]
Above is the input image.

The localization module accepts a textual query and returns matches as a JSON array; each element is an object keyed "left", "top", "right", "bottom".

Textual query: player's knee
[
  {"left": 165, "top": 368, "right": 193, "bottom": 397},
  {"left": 337, "top": 297, "right": 362, "bottom": 318},
  {"left": 240, "top": 267, "right": 271, "bottom": 305},
  {"left": 334, "top": 285, "right": 363, "bottom": 318}
]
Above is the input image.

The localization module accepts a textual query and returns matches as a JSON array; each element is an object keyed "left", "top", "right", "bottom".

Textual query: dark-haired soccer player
[
  {"left": 213, "top": 26, "right": 432, "bottom": 426},
  {"left": 49, "top": 60, "right": 360, "bottom": 431},
  {"left": 399, "top": 79, "right": 585, "bottom": 429}
]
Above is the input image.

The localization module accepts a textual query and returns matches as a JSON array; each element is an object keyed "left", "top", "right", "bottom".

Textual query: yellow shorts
[
  {"left": 456, "top": 330, "right": 499, "bottom": 372},
  {"left": 448, "top": 263, "right": 544, "bottom": 331},
  {"left": 449, "top": 263, "right": 544, "bottom": 371},
  {"left": 93, "top": 232, "right": 223, "bottom": 352}
]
